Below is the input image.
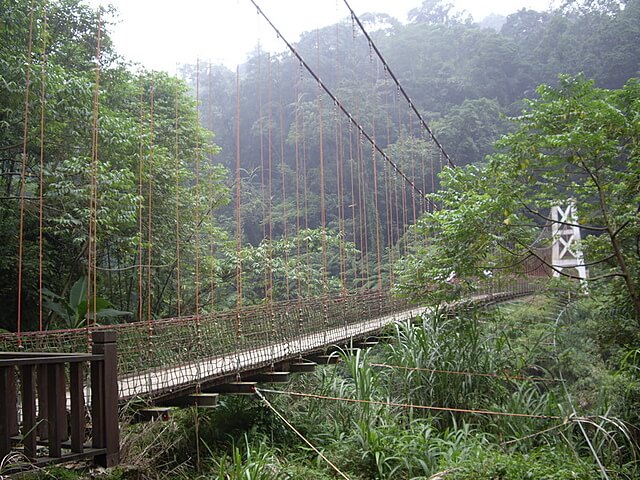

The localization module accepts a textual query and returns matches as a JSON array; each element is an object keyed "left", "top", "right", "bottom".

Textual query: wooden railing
[{"left": 0, "top": 331, "right": 118, "bottom": 471}]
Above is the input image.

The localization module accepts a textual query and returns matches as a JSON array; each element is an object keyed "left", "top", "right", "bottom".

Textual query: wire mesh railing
[
  {"left": 0, "top": 290, "right": 412, "bottom": 400},
  {"left": 0, "top": 284, "right": 540, "bottom": 401}
]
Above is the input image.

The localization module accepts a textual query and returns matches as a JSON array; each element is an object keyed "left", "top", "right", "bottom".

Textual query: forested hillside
[
  {"left": 2, "top": 0, "right": 638, "bottom": 331},
  {"left": 181, "top": 0, "right": 640, "bottom": 304},
  {"left": 2, "top": 0, "right": 640, "bottom": 479},
  {"left": 188, "top": 0, "right": 639, "bottom": 169}
]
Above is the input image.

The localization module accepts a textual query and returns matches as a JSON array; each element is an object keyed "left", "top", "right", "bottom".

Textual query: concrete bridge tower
[{"left": 551, "top": 204, "right": 588, "bottom": 288}]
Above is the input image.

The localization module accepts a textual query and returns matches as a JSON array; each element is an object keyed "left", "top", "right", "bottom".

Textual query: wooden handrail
[
  {"left": 0, "top": 331, "right": 119, "bottom": 472},
  {"left": 0, "top": 354, "right": 102, "bottom": 367}
]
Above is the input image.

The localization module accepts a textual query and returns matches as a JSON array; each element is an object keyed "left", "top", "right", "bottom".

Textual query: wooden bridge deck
[
  {"left": 1, "top": 289, "right": 531, "bottom": 404},
  {"left": 118, "top": 304, "right": 429, "bottom": 401}
]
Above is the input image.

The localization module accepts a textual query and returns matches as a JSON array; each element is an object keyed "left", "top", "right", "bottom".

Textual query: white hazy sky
[{"left": 88, "top": 0, "right": 553, "bottom": 73}]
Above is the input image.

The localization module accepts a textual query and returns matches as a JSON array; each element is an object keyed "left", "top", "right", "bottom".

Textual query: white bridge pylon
[{"left": 551, "top": 204, "right": 588, "bottom": 289}]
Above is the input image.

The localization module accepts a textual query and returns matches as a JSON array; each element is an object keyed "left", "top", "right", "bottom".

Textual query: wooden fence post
[
  {"left": 0, "top": 365, "right": 16, "bottom": 459},
  {"left": 21, "top": 364, "right": 37, "bottom": 458},
  {"left": 46, "top": 362, "right": 66, "bottom": 457},
  {"left": 91, "top": 331, "right": 119, "bottom": 467}
]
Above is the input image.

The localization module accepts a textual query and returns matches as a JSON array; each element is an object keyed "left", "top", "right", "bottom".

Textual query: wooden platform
[{"left": 118, "top": 304, "right": 429, "bottom": 401}]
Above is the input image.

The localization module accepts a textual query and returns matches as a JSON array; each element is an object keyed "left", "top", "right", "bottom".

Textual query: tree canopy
[
  {"left": 397, "top": 76, "right": 640, "bottom": 318},
  {"left": 0, "top": 0, "right": 229, "bottom": 330}
]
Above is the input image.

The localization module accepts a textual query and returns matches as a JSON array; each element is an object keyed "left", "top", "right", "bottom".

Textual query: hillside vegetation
[{"left": 1, "top": 0, "right": 639, "bottom": 478}]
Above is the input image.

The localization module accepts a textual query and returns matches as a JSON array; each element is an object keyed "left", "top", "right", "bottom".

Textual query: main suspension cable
[
  {"left": 342, "top": 0, "right": 454, "bottom": 168},
  {"left": 248, "top": 0, "right": 434, "bottom": 209}
]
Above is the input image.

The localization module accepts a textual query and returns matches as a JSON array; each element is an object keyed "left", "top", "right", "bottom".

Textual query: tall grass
[
  {"left": 382, "top": 309, "right": 513, "bottom": 414},
  {"left": 85, "top": 294, "right": 640, "bottom": 479}
]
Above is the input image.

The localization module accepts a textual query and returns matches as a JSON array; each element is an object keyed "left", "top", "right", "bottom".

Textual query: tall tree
[
  {"left": 397, "top": 76, "right": 640, "bottom": 319},
  {"left": 0, "top": 0, "right": 230, "bottom": 330},
  {"left": 408, "top": 0, "right": 470, "bottom": 25}
]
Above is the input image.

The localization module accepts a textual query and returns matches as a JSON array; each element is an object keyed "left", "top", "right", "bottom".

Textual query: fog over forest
[{"left": 1, "top": 1, "right": 639, "bottom": 478}]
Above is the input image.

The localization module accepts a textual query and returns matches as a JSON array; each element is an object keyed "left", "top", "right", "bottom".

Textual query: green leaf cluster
[
  {"left": 0, "top": 0, "right": 230, "bottom": 331},
  {"left": 41, "top": 276, "right": 131, "bottom": 329},
  {"left": 397, "top": 76, "right": 640, "bottom": 318}
]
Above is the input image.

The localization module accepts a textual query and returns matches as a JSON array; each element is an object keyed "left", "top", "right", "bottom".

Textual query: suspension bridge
[{"left": 0, "top": 0, "right": 559, "bottom": 470}]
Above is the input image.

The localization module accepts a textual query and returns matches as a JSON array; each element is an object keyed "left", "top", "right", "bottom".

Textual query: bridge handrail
[
  {"left": 0, "top": 283, "right": 542, "bottom": 403},
  {"left": 0, "top": 289, "right": 401, "bottom": 339},
  {"left": 0, "top": 331, "right": 118, "bottom": 471}
]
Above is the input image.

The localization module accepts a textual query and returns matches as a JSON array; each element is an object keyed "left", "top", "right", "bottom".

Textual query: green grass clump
[
  {"left": 447, "top": 446, "right": 600, "bottom": 480},
  {"left": 38, "top": 292, "right": 637, "bottom": 479}
]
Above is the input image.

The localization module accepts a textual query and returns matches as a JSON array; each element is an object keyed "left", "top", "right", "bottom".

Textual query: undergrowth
[{"left": 32, "top": 292, "right": 640, "bottom": 479}]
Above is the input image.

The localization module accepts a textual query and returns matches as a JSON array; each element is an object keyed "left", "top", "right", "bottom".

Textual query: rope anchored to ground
[
  {"left": 256, "top": 388, "right": 561, "bottom": 420},
  {"left": 255, "top": 388, "right": 351, "bottom": 479},
  {"left": 369, "top": 363, "right": 564, "bottom": 383}
]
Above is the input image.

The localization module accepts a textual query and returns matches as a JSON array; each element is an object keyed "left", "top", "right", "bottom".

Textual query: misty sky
[{"left": 89, "top": 0, "right": 553, "bottom": 73}]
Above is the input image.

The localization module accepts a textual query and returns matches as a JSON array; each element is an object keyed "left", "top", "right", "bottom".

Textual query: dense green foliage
[
  {"left": 182, "top": 0, "right": 640, "bottom": 303},
  {"left": 27, "top": 295, "right": 636, "bottom": 479},
  {"left": 0, "top": 0, "right": 231, "bottom": 330},
  {"left": 2, "top": 0, "right": 640, "bottom": 477},
  {"left": 396, "top": 76, "right": 640, "bottom": 316},
  {"left": 2, "top": 0, "right": 639, "bottom": 327}
]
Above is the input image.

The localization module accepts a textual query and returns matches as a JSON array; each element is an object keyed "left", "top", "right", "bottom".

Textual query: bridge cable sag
[
  {"left": 248, "top": 0, "right": 436, "bottom": 210},
  {"left": 342, "top": 0, "right": 454, "bottom": 168}
]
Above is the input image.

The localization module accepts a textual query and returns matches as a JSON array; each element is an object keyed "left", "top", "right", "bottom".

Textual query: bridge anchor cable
[{"left": 254, "top": 388, "right": 351, "bottom": 479}]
